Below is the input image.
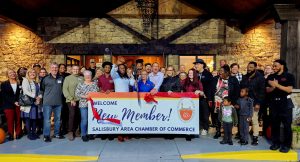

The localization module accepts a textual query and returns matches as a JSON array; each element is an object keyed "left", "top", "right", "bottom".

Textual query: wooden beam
[{"left": 274, "top": 4, "right": 300, "bottom": 20}]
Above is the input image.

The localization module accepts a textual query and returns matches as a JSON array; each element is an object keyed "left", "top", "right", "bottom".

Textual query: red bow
[
  {"left": 88, "top": 98, "right": 121, "bottom": 125},
  {"left": 144, "top": 94, "right": 158, "bottom": 103}
]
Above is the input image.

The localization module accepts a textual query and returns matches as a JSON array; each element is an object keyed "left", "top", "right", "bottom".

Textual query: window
[{"left": 179, "top": 55, "right": 215, "bottom": 72}]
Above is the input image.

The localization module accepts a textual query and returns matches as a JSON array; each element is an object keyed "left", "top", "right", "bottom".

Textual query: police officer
[{"left": 266, "top": 59, "right": 295, "bottom": 153}]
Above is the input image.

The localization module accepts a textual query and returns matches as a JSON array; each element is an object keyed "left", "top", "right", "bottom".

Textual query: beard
[
  {"left": 246, "top": 70, "right": 255, "bottom": 77},
  {"left": 273, "top": 67, "right": 282, "bottom": 75}
]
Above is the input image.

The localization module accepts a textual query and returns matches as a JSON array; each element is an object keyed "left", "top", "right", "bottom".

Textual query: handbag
[{"left": 18, "top": 80, "right": 35, "bottom": 106}]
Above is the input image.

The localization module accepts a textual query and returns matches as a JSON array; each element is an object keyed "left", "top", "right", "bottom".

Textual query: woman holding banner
[{"left": 75, "top": 70, "right": 99, "bottom": 142}]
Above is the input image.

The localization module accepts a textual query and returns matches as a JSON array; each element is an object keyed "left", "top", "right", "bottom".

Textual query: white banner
[{"left": 87, "top": 92, "right": 199, "bottom": 134}]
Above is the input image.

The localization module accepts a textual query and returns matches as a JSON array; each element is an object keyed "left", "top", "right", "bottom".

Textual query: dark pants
[
  {"left": 239, "top": 115, "right": 249, "bottom": 142},
  {"left": 260, "top": 103, "right": 270, "bottom": 136},
  {"left": 270, "top": 101, "right": 292, "bottom": 148},
  {"left": 25, "top": 118, "right": 37, "bottom": 134},
  {"left": 223, "top": 122, "right": 233, "bottom": 142},
  {"left": 213, "top": 109, "right": 221, "bottom": 132},
  {"left": 200, "top": 99, "right": 209, "bottom": 131},
  {"left": 61, "top": 102, "right": 69, "bottom": 133},
  {"left": 67, "top": 102, "right": 80, "bottom": 133},
  {"left": 4, "top": 107, "right": 22, "bottom": 136}
]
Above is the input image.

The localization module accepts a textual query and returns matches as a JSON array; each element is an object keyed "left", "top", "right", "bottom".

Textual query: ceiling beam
[{"left": 274, "top": 4, "right": 300, "bottom": 20}]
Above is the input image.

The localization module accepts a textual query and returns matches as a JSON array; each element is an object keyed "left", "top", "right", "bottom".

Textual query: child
[
  {"left": 219, "top": 97, "right": 238, "bottom": 145},
  {"left": 236, "top": 88, "right": 253, "bottom": 145}
]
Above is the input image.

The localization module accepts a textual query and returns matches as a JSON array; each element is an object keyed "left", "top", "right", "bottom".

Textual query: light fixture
[{"left": 135, "top": 0, "right": 158, "bottom": 32}]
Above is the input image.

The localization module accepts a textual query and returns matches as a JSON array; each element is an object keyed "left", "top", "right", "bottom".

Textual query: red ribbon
[
  {"left": 144, "top": 92, "right": 199, "bottom": 103},
  {"left": 88, "top": 98, "right": 121, "bottom": 125}
]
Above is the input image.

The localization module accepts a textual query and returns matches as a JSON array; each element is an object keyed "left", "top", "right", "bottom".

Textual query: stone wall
[{"left": 0, "top": 23, "right": 64, "bottom": 81}]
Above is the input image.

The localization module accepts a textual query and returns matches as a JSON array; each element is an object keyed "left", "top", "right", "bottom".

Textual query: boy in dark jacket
[
  {"left": 219, "top": 97, "right": 238, "bottom": 145},
  {"left": 236, "top": 88, "right": 253, "bottom": 145}
]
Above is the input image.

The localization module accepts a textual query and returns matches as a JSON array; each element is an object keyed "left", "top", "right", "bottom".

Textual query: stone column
[{"left": 103, "top": 54, "right": 112, "bottom": 62}]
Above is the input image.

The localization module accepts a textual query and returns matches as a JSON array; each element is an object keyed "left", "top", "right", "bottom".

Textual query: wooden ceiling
[{"left": 0, "top": 0, "right": 298, "bottom": 32}]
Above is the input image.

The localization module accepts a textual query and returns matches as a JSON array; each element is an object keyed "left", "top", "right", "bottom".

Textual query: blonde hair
[
  {"left": 6, "top": 68, "right": 19, "bottom": 84},
  {"left": 26, "top": 68, "right": 39, "bottom": 83}
]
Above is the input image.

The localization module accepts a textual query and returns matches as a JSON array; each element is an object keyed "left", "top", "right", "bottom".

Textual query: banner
[{"left": 87, "top": 92, "right": 199, "bottom": 134}]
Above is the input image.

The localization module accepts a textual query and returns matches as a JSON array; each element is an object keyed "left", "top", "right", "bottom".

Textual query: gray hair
[
  {"left": 83, "top": 70, "right": 92, "bottom": 76},
  {"left": 50, "top": 62, "right": 58, "bottom": 67}
]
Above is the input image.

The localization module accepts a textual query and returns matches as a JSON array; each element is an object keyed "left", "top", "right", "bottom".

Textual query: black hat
[
  {"left": 136, "top": 59, "right": 144, "bottom": 64},
  {"left": 193, "top": 59, "right": 205, "bottom": 65},
  {"left": 102, "top": 61, "right": 113, "bottom": 68},
  {"left": 32, "top": 63, "right": 41, "bottom": 68}
]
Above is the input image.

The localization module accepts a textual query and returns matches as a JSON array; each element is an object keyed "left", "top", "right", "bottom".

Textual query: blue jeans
[
  {"left": 80, "top": 108, "right": 88, "bottom": 136},
  {"left": 43, "top": 105, "right": 62, "bottom": 136}
]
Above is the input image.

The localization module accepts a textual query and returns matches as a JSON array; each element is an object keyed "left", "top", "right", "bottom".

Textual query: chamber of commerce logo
[{"left": 177, "top": 98, "right": 195, "bottom": 122}]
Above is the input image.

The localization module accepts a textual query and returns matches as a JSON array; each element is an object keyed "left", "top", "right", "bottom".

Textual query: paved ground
[{"left": 0, "top": 133, "right": 298, "bottom": 162}]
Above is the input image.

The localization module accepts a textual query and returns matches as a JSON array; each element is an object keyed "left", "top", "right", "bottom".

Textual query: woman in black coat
[
  {"left": 0, "top": 69, "right": 22, "bottom": 140},
  {"left": 159, "top": 66, "right": 181, "bottom": 93},
  {"left": 211, "top": 65, "right": 240, "bottom": 139}
]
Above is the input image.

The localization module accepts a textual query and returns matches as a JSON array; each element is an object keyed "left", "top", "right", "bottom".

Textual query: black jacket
[
  {"left": 212, "top": 76, "right": 240, "bottom": 105},
  {"left": 0, "top": 80, "right": 21, "bottom": 110},
  {"left": 198, "top": 69, "right": 214, "bottom": 101},
  {"left": 240, "top": 71, "right": 265, "bottom": 106},
  {"left": 159, "top": 76, "right": 181, "bottom": 92}
]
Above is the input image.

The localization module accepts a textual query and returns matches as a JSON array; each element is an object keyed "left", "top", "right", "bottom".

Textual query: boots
[
  {"left": 251, "top": 136, "right": 258, "bottom": 146},
  {"left": 214, "top": 131, "right": 221, "bottom": 139}
]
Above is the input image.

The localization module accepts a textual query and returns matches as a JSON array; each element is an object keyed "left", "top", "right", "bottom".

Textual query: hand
[
  {"left": 116, "top": 56, "right": 125, "bottom": 65},
  {"left": 150, "top": 89, "right": 158, "bottom": 95},
  {"left": 234, "top": 105, "right": 240, "bottom": 109},
  {"left": 167, "top": 91, "right": 172, "bottom": 95},
  {"left": 105, "top": 90, "right": 111, "bottom": 94},
  {"left": 268, "top": 79, "right": 278, "bottom": 88},
  {"left": 71, "top": 101, "right": 76, "bottom": 107},
  {"left": 15, "top": 102, "right": 19, "bottom": 106},
  {"left": 247, "top": 117, "right": 252, "bottom": 122},
  {"left": 254, "top": 104, "right": 260, "bottom": 111}
]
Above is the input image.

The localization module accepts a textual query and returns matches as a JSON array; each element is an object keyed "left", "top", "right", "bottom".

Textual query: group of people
[{"left": 0, "top": 56, "right": 295, "bottom": 153}]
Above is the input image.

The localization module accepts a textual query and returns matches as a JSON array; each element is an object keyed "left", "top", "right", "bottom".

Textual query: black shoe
[
  {"left": 241, "top": 141, "right": 248, "bottom": 145},
  {"left": 220, "top": 140, "right": 228, "bottom": 144},
  {"left": 43, "top": 136, "right": 51, "bottom": 142},
  {"left": 270, "top": 144, "right": 280, "bottom": 150},
  {"left": 251, "top": 136, "right": 258, "bottom": 146},
  {"left": 214, "top": 132, "right": 221, "bottom": 139},
  {"left": 52, "top": 135, "right": 65, "bottom": 139},
  {"left": 234, "top": 134, "right": 240, "bottom": 140},
  {"left": 279, "top": 146, "right": 290, "bottom": 153},
  {"left": 228, "top": 141, "right": 233, "bottom": 145},
  {"left": 15, "top": 134, "right": 23, "bottom": 140},
  {"left": 7, "top": 134, "right": 14, "bottom": 141},
  {"left": 82, "top": 136, "right": 89, "bottom": 142},
  {"left": 108, "top": 137, "right": 114, "bottom": 141},
  {"left": 88, "top": 135, "right": 95, "bottom": 140},
  {"left": 185, "top": 136, "right": 192, "bottom": 141}
]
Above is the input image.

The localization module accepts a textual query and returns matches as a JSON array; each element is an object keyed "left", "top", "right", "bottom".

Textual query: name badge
[{"left": 57, "top": 80, "right": 62, "bottom": 84}]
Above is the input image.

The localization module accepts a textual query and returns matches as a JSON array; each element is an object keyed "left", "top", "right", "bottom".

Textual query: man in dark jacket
[
  {"left": 194, "top": 59, "right": 213, "bottom": 136},
  {"left": 212, "top": 65, "right": 240, "bottom": 139},
  {"left": 240, "top": 61, "right": 265, "bottom": 146},
  {"left": 39, "top": 62, "right": 65, "bottom": 142}
]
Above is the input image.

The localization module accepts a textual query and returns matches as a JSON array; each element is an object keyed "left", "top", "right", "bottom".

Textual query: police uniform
[{"left": 266, "top": 72, "right": 295, "bottom": 148}]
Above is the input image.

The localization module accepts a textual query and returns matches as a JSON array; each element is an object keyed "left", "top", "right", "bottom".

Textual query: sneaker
[
  {"left": 82, "top": 136, "right": 89, "bottom": 142},
  {"left": 200, "top": 129, "right": 208, "bottom": 136},
  {"left": 88, "top": 135, "right": 95, "bottom": 140},
  {"left": 185, "top": 136, "right": 192, "bottom": 141},
  {"left": 7, "top": 134, "right": 14, "bottom": 141},
  {"left": 251, "top": 136, "right": 258, "bottom": 146},
  {"left": 241, "top": 141, "right": 248, "bottom": 145},
  {"left": 279, "top": 146, "right": 290, "bottom": 153},
  {"left": 228, "top": 141, "right": 233, "bottom": 145},
  {"left": 52, "top": 135, "right": 65, "bottom": 139},
  {"left": 270, "top": 144, "right": 280, "bottom": 150},
  {"left": 67, "top": 132, "right": 74, "bottom": 141},
  {"left": 43, "top": 136, "right": 51, "bottom": 142},
  {"left": 213, "top": 132, "right": 221, "bottom": 139},
  {"left": 220, "top": 140, "right": 228, "bottom": 144}
]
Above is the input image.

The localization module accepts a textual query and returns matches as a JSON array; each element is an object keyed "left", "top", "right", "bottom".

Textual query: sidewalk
[{"left": 0, "top": 134, "right": 298, "bottom": 162}]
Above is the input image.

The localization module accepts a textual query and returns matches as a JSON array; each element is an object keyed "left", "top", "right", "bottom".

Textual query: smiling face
[
  {"left": 152, "top": 63, "right": 159, "bottom": 73},
  {"left": 179, "top": 72, "right": 187, "bottom": 80},
  {"left": 166, "top": 67, "right": 174, "bottom": 77},
  {"left": 118, "top": 65, "right": 126, "bottom": 75},
  {"left": 188, "top": 70, "right": 194, "bottom": 79},
  {"left": 272, "top": 62, "right": 283, "bottom": 74},
  {"left": 50, "top": 64, "right": 59, "bottom": 75},
  {"left": 7, "top": 69, "right": 17, "bottom": 80},
  {"left": 104, "top": 65, "right": 111, "bottom": 74},
  {"left": 28, "top": 69, "right": 36, "bottom": 80},
  {"left": 59, "top": 64, "right": 66, "bottom": 74},
  {"left": 72, "top": 66, "right": 79, "bottom": 75}
]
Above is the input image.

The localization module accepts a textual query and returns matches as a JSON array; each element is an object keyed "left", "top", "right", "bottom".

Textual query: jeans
[
  {"left": 43, "top": 105, "right": 62, "bottom": 136},
  {"left": 239, "top": 115, "right": 249, "bottom": 142},
  {"left": 80, "top": 107, "right": 88, "bottom": 136},
  {"left": 223, "top": 122, "right": 233, "bottom": 142}
]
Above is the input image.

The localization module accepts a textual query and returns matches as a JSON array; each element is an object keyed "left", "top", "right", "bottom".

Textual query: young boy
[
  {"left": 219, "top": 97, "right": 238, "bottom": 145},
  {"left": 236, "top": 88, "right": 253, "bottom": 145}
]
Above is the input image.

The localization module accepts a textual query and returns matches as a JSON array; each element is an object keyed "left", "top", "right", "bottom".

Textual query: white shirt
[
  {"left": 148, "top": 71, "right": 164, "bottom": 91},
  {"left": 11, "top": 83, "right": 17, "bottom": 94},
  {"left": 111, "top": 65, "right": 135, "bottom": 92}
]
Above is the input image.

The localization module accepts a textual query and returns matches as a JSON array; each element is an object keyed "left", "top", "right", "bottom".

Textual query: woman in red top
[{"left": 184, "top": 69, "right": 204, "bottom": 95}]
